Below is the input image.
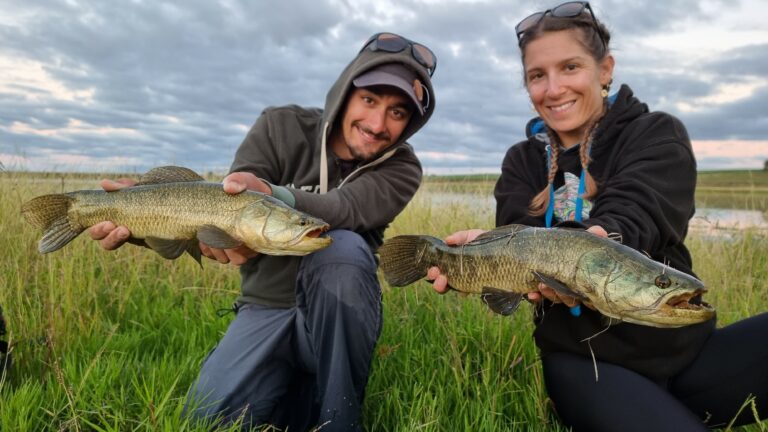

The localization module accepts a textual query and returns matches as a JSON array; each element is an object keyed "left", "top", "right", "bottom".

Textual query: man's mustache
[{"left": 355, "top": 122, "right": 391, "bottom": 141}]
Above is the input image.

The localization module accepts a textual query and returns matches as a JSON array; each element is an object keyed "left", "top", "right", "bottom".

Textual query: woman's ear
[{"left": 600, "top": 54, "right": 615, "bottom": 87}]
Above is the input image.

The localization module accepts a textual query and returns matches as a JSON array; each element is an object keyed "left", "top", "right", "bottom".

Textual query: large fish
[
  {"left": 378, "top": 224, "right": 715, "bottom": 328},
  {"left": 21, "top": 166, "right": 331, "bottom": 263}
]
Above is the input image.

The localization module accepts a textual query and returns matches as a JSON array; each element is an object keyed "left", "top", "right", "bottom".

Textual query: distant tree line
[{"left": 765, "top": 159, "right": 768, "bottom": 171}]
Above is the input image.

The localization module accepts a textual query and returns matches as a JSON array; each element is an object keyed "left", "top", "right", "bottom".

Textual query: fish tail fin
[
  {"left": 21, "top": 194, "right": 82, "bottom": 253},
  {"left": 378, "top": 235, "right": 437, "bottom": 287}
]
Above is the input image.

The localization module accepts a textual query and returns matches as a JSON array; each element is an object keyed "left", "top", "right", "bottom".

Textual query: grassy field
[{"left": 0, "top": 171, "right": 767, "bottom": 431}]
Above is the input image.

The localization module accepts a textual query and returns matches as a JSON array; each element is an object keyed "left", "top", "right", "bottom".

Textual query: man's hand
[
  {"left": 527, "top": 225, "right": 608, "bottom": 306},
  {"left": 222, "top": 172, "right": 271, "bottom": 195},
  {"left": 199, "top": 243, "right": 259, "bottom": 266},
  {"left": 199, "top": 171, "right": 268, "bottom": 265},
  {"left": 428, "top": 229, "right": 487, "bottom": 294},
  {"left": 88, "top": 178, "right": 137, "bottom": 250}
]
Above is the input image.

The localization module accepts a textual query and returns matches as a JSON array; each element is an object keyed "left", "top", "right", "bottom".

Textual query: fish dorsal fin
[
  {"left": 532, "top": 271, "right": 586, "bottom": 300},
  {"left": 481, "top": 287, "right": 524, "bottom": 316},
  {"left": 135, "top": 166, "right": 205, "bottom": 185},
  {"left": 145, "top": 237, "right": 192, "bottom": 260},
  {"left": 197, "top": 225, "right": 243, "bottom": 249},
  {"left": 470, "top": 224, "right": 529, "bottom": 245}
]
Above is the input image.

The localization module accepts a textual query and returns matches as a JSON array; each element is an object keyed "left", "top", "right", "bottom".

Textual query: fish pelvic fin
[
  {"left": 481, "top": 287, "right": 524, "bottom": 316},
  {"left": 145, "top": 237, "right": 200, "bottom": 262},
  {"left": 21, "top": 194, "right": 82, "bottom": 253},
  {"left": 134, "top": 166, "right": 205, "bottom": 185},
  {"left": 186, "top": 242, "right": 203, "bottom": 267},
  {"left": 378, "top": 235, "right": 437, "bottom": 287}
]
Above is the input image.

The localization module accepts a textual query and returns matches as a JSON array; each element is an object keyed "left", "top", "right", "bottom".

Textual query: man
[{"left": 90, "top": 32, "right": 436, "bottom": 430}]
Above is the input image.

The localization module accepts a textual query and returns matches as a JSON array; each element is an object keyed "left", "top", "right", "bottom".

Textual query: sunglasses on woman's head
[
  {"left": 360, "top": 32, "right": 437, "bottom": 77},
  {"left": 515, "top": 1, "right": 605, "bottom": 46}
]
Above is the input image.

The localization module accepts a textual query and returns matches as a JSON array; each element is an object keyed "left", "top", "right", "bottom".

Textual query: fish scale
[
  {"left": 378, "top": 225, "right": 715, "bottom": 328},
  {"left": 21, "top": 166, "right": 332, "bottom": 263},
  {"left": 410, "top": 229, "right": 593, "bottom": 293},
  {"left": 68, "top": 183, "right": 247, "bottom": 239}
]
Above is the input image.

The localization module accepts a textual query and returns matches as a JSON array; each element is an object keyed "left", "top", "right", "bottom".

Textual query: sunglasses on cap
[
  {"left": 515, "top": 1, "right": 605, "bottom": 46},
  {"left": 360, "top": 32, "right": 437, "bottom": 77}
]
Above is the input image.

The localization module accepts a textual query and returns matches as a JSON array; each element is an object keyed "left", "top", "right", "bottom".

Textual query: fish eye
[
  {"left": 655, "top": 274, "right": 672, "bottom": 289},
  {"left": 299, "top": 218, "right": 307, "bottom": 226}
]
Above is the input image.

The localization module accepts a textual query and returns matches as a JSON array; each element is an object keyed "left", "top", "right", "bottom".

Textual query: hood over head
[
  {"left": 352, "top": 63, "right": 429, "bottom": 116},
  {"left": 322, "top": 37, "right": 436, "bottom": 150}
]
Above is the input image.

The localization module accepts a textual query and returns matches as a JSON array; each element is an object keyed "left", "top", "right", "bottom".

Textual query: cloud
[{"left": 0, "top": 0, "right": 766, "bottom": 173}]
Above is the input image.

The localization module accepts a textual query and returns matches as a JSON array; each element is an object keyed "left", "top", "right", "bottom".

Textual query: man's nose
[{"left": 366, "top": 109, "right": 387, "bottom": 133}]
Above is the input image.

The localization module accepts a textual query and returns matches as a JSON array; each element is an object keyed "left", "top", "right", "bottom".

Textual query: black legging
[{"left": 542, "top": 313, "right": 768, "bottom": 431}]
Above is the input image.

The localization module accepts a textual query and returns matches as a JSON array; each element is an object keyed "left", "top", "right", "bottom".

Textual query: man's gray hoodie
[{"left": 229, "top": 42, "right": 435, "bottom": 307}]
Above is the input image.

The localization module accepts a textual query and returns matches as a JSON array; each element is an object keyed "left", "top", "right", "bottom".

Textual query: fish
[
  {"left": 378, "top": 224, "right": 715, "bottom": 328},
  {"left": 21, "top": 166, "right": 332, "bottom": 264}
]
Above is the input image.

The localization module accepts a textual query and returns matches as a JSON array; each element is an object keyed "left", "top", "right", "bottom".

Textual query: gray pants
[{"left": 184, "top": 230, "right": 382, "bottom": 431}]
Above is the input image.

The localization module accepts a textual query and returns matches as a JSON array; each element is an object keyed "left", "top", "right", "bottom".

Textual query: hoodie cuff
[{"left": 268, "top": 184, "right": 296, "bottom": 207}]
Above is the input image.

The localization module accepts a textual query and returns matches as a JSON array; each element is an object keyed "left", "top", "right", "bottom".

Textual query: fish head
[
  {"left": 576, "top": 246, "right": 715, "bottom": 328},
  {"left": 237, "top": 196, "right": 332, "bottom": 255}
]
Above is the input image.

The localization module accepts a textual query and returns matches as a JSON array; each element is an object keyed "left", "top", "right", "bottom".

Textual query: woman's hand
[{"left": 427, "top": 229, "right": 487, "bottom": 294}]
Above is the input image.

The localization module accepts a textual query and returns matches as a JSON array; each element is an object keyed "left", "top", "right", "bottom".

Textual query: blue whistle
[{"left": 570, "top": 305, "right": 582, "bottom": 317}]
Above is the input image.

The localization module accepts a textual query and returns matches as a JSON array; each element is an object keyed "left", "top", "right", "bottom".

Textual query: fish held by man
[
  {"left": 378, "top": 224, "right": 715, "bottom": 328},
  {"left": 21, "top": 166, "right": 332, "bottom": 264}
]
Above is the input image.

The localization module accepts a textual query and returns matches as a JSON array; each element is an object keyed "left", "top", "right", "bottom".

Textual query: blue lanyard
[
  {"left": 544, "top": 146, "right": 586, "bottom": 228},
  {"left": 545, "top": 145, "right": 555, "bottom": 228},
  {"left": 544, "top": 144, "right": 587, "bottom": 317}
]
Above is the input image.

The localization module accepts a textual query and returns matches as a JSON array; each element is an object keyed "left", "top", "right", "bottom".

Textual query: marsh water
[{"left": 422, "top": 191, "right": 768, "bottom": 233}]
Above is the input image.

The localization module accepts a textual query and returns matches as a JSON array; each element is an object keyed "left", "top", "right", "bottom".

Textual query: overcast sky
[{"left": 1, "top": 0, "right": 767, "bottom": 175}]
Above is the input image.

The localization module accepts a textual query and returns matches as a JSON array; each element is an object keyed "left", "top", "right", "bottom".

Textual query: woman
[{"left": 429, "top": 2, "right": 768, "bottom": 430}]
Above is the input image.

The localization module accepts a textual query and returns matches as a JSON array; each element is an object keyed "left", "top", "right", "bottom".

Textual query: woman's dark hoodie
[{"left": 495, "top": 84, "right": 715, "bottom": 381}]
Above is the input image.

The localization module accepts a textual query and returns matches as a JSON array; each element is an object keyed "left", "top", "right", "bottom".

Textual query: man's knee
[
  {"left": 297, "top": 230, "right": 381, "bottom": 311},
  {"left": 301, "top": 230, "right": 376, "bottom": 273}
]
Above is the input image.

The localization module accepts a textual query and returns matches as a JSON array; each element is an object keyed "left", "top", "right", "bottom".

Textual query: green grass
[{"left": 1, "top": 172, "right": 767, "bottom": 431}]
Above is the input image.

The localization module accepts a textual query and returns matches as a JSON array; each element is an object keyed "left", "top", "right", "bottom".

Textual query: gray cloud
[{"left": 0, "top": 0, "right": 765, "bottom": 173}]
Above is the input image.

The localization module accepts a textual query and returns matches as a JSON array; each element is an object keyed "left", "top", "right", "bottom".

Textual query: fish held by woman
[
  {"left": 21, "top": 166, "right": 332, "bottom": 263},
  {"left": 378, "top": 224, "right": 714, "bottom": 328}
]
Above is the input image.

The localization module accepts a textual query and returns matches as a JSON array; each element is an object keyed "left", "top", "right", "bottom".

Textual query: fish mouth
[
  {"left": 305, "top": 225, "right": 328, "bottom": 239},
  {"left": 290, "top": 223, "right": 332, "bottom": 250},
  {"left": 663, "top": 289, "right": 714, "bottom": 312}
]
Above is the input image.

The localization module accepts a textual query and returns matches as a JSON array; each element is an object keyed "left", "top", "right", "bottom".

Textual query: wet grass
[{"left": 0, "top": 171, "right": 766, "bottom": 431}]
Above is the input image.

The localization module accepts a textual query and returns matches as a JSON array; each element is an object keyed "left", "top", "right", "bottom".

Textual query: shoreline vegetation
[{"left": 1, "top": 170, "right": 767, "bottom": 431}]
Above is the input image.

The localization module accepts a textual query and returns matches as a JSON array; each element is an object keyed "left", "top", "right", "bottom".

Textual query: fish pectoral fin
[
  {"left": 134, "top": 166, "right": 206, "bottom": 185},
  {"left": 481, "top": 287, "right": 524, "bottom": 316},
  {"left": 532, "top": 271, "right": 586, "bottom": 300},
  {"left": 197, "top": 225, "right": 243, "bottom": 249},
  {"left": 145, "top": 237, "right": 191, "bottom": 260}
]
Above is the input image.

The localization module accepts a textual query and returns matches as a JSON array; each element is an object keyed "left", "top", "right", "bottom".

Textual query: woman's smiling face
[{"left": 524, "top": 29, "right": 614, "bottom": 148}]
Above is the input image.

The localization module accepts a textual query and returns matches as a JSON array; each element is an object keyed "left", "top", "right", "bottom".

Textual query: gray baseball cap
[{"left": 352, "top": 63, "right": 428, "bottom": 115}]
